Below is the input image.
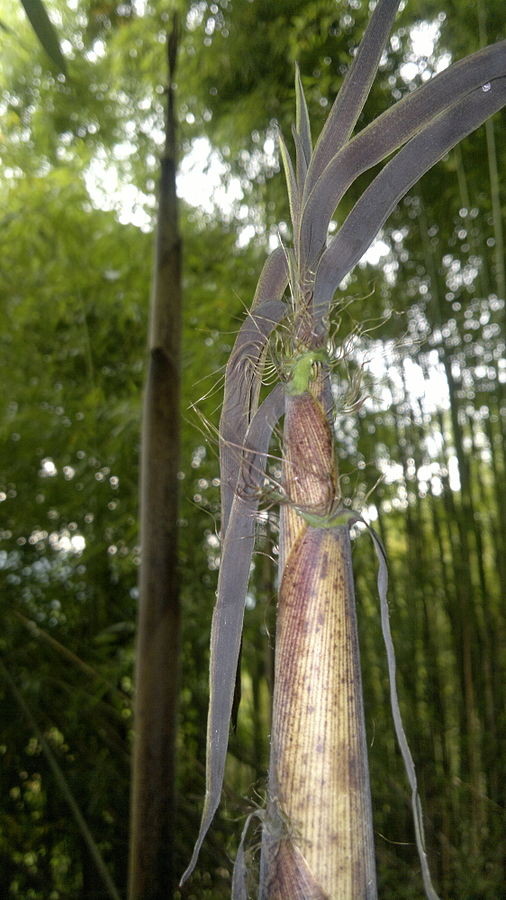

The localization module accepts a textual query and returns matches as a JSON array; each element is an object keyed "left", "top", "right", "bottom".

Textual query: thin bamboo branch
[{"left": 0, "top": 660, "right": 121, "bottom": 900}]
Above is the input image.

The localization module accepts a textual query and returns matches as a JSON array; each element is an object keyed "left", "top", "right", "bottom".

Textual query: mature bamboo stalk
[
  {"left": 260, "top": 383, "right": 376, "bottom": 898},
  {"left": 128, "top": 22, "right": 181, "bottom": 900}
]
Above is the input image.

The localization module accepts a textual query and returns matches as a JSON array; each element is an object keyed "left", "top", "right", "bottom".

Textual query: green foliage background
[{"left": 0, "top": 0, "right": 504, "bottom": 896}]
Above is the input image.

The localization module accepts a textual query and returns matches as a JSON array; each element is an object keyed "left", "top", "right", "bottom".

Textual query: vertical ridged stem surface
[{"left": 260, "top": 385, "right": 376, "bottom": 898}]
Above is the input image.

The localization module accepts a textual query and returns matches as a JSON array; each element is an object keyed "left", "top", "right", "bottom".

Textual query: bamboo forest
[{"left": 0, "top": 1, "right": 504, "bottom": 898}]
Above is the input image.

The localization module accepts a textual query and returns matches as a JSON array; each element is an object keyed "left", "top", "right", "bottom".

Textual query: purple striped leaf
[
  {"left": 220, "top": 245, "right": 288, "bottom": 538},
  {"left": 294, "top": 63, "right": 312, "bottom": 189},
  {"left": 301, "top": 41, "right": 506, "bottom": 273},
  {"left": 304, "top": 0, "right": 401, "bottom": 196},
  {"left": 312, "top": 76, "right": 506, "bottom": 326},
  {"left": 181, "top": 385, "right": 286, "bottom": 885}
]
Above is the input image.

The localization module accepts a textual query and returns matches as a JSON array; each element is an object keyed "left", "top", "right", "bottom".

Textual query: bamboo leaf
[
  {"left": 180, "top": 385, "right": 285, "bottom": 886},
  {"left": 251, "top": 244, "right": 289, "bottom": 310},
  {"left": 278, "top": 129, "right": 300, "bottom": 231},
  {"left": 19, "top": 0, "right": 67, "bottom": 74},
  {"left": 220, "top": 299, "right": 287, "bottom": 538},
  {"left": 305, "top": 0, "right": 401, "bottom": 196},
  {"left": 220, "top": 248, "right": 287, "bottom": 539},
  {"left": 301, "top": 41, "right": 506, "bottom": 272},
  {"left": 292, "top": 124, "right": 308, "bottom": 195},
  {"left": 294, "top": 62, "right": 312, "bottom": 180},
  {"left": 312, "top": 77, "right": 506, "bottom": 325}
]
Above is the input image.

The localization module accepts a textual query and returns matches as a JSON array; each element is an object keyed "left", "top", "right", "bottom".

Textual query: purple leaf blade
[
  {"left": 312, "top": 77, "right": 506, "bottom": 325},
  {"left": 220, "top": 246, "right": 288, "bottom": 539},
  {"left": 301, "top": 41, "right": 506, "bottom": 272},
  {"left": 278, "top": 129, "right": 300, "bottom": 230},
  {"left": 219, "top": 299, "right": 286, "bottom": 538},
  {"left": 305, "top": 0, "right": 401, "bottom": 196},
  {"left": 180, "top": 385, "right": 285, "bottom": 886},
  {"left": 295, "top": 63, "right": 312, "bottom": 183},
  {"left": 251, "top": 245, "right": 289, "bottom": 311},
  {"left": 293, "top": 124, "right": 309, "bottom": 197}
]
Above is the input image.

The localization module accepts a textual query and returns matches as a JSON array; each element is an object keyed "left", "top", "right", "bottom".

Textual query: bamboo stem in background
[{"left": 128, "top": 20, "right": 181, "bottom": 900}]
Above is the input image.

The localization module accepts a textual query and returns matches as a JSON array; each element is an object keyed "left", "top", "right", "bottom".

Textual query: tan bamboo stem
[{"left": 260, "top": 382, "right": 376, "bottom": 898}]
